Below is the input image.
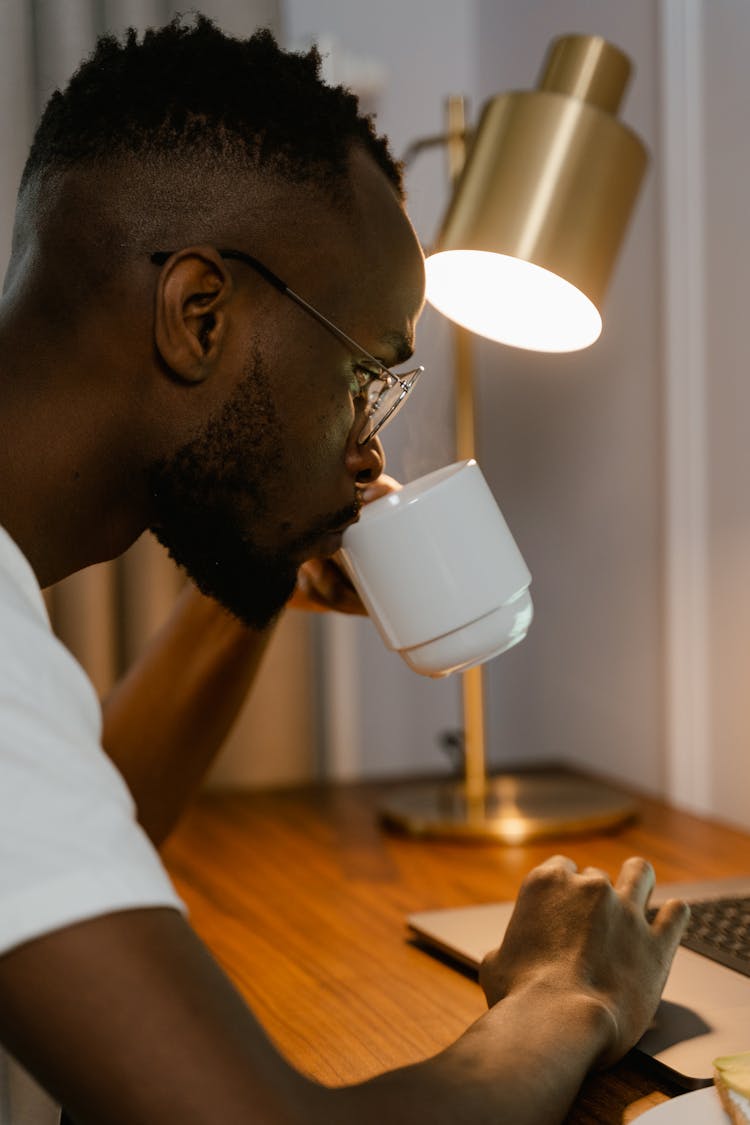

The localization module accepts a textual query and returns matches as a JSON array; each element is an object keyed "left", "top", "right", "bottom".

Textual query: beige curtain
[{"left": 5, "top": 0, "right": 319, "bottom": 789}]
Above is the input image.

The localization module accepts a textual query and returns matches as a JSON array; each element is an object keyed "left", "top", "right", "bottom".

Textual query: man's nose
[{"left": 345, "top": 423, "right": 384, "bottom": 484}]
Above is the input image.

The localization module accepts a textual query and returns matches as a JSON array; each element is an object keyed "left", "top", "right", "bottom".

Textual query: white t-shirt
[{"left": 0, "top": 526, "right": 186, "bottom": 1124}]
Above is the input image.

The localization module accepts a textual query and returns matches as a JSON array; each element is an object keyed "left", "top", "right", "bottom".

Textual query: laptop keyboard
[{"left": 650, "top": 895, "right": 750, "bottom": 976}]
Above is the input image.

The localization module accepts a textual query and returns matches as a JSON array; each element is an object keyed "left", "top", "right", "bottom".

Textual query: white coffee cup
[{"left": 339, "top": 459, "right": 533, "bottom": 677}]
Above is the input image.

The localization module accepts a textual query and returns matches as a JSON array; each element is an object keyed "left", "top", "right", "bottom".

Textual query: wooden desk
[{"left": 162, "top": 778, "right": 750, "bottom": 1123}]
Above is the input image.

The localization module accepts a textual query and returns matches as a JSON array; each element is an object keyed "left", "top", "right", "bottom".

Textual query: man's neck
[{"left": 0, "top": 340, "right": 146, "bottom": 587}]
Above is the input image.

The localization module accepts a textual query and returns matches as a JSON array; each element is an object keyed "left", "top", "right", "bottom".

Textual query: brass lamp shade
[{"left": 425, "top": 35, "right": 648, "bottom": 352}]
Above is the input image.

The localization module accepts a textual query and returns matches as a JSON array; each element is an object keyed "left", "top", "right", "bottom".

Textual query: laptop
[{"left": 409, "top": 875, "right": 750, "bottom": 1088}]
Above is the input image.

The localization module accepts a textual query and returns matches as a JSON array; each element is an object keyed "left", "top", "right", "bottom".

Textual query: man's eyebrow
[{"left": 380, "top": 330, "right": 415, "bottom": 366}]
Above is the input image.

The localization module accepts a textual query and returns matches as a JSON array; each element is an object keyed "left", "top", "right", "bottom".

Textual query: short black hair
[{"left": 20, "top": 14, "right": 403, "bottom": 200}]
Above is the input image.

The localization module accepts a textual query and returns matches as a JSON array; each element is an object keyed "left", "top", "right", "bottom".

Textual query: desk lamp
[{"left": 379, "top": 34, "right": 648, "bottom": 841}]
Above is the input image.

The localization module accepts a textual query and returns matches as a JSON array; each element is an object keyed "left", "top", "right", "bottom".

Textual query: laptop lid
[{"left": 408, "top": 875, "right": 750, "bottom": 1088}]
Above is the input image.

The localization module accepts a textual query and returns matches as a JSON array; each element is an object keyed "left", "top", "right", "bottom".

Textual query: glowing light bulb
[{"left": 425, "top": 250, "right": 602, "bottom": 353}]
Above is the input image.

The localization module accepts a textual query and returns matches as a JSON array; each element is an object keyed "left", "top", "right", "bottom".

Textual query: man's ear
[{"left": 153, "top": 246, "right": 233, "bottom": 384}]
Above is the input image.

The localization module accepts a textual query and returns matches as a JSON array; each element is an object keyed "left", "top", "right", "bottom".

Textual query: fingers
[
  {"left": 603, "top": 856, "right": 689, "bottom": 944},
  {"left": 615, "top": 856, "right": 655, "bottom": 909},
  {"left": 302, "top": 558, "right": 352, "bottom": 597},
  {"left": 360, "top": 474, "right": 402, "bottom": 504},
  {"left": 523, "top": 854, "right": 676, "bottom": 924},
  {"left": 535, "top": 854, "right": 578, "bottom": 874},
  {"left": 292, "top": 559, "right": 362, "bottom": 614},
  {"left": 651, "top": 897, "right": 691, "bottom": 942},
  {"left": 531, "top": 855, "right": 670, "bottom": 922},
  {"left": 580, "top": 865, "right": 609, "bottom": 880}
]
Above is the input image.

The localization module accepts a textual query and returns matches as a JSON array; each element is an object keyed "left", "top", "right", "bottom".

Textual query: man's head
[
  {"left": 17, "top": 14, "right": 403, "bottom": 203},
  {"left": 3, "top": 16, "right": 425, "bottom": 625}
]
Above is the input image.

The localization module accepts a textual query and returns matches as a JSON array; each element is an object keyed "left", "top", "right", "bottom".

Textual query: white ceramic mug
[{"left": 339, "top": 459, "right": 533, "bottom": 677}]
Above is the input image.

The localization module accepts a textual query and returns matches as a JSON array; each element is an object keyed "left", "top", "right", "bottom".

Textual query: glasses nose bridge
[{"left": 356, "top": 365, "right": 423, "bottom": 445}]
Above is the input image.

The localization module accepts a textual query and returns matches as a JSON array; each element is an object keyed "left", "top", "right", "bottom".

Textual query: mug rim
[{"left": 348, "top": 458, "right": 478, "bottom": 534}]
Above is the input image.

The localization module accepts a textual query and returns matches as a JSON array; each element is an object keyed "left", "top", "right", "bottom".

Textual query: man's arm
[
  {"left": 101, "top": 583, "right": 275, "bottom": 846},
  {"left": 102, "top": 482, "right": 395, "bottom": 845},
  {"left": 102, "top": 559, "right": 365, "bottom": 846},
  {"left": 0, "top": 856, "right": 687, "bottom": 1125}
]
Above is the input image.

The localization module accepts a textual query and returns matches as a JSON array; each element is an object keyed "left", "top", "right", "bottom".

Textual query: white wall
[
  {"left": 702, "top": 2, "right": 750, "bottom": 829},
  {"left": 475, "top": 0, "right": 750, "bottom": 834},
  {"left": 473, "top": 1, "right": 665, "bottom": 797}
]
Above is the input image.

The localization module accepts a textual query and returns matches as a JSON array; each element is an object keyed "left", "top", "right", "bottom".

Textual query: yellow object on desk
[{"left": 715, "top": 1051, "right": 750, "bottom": 1123}]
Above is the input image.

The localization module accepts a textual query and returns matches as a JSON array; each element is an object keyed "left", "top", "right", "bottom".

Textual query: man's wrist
[{"left": 488, "top": 978, "right": 616, "bottom": 1069}]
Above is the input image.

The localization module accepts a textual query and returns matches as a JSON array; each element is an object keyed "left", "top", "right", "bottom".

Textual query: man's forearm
[
  {"left": 325, "top": 985, "right": 611, "bottom": 1125},
  {"left": 102, "top": 584, "right": 273, "bottom": 845},
  {"left": 0, "top": 861, "right": 683, "bottom": 1125},
  {"left": 0, "top": 907, "right": 610, "bottom": 1125}
]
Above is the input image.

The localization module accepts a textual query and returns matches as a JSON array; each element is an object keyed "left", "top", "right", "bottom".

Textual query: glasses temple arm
[{"left": 152, "top": 248, "right": 397, "bottom": 382}]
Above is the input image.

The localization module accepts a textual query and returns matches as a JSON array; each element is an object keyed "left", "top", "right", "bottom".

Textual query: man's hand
[
  {"left": 479, "top": 855, "right": 690, "bottom": 1069},
  {"left": 288, "top": 475, "right": 401, "bottom": 615}
]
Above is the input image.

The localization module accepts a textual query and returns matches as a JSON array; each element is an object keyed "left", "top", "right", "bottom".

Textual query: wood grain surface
[{"left": 162, "top": 777, "right": 750, "bottom": 1122}]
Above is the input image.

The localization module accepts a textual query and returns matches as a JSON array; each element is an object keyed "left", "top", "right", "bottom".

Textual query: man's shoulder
[
  {"left": 0, "top": 525, "right": 47, "bottom": 620},
  {"left": 0, "top": 524, "right": 100, "bottom": 735}
]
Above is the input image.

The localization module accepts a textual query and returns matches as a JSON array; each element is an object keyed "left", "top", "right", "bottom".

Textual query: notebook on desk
[{"left": 409, "top": 875, "right": 750, "bottom": 1088}]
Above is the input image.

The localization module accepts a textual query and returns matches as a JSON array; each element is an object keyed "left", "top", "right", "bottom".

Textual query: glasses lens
[{"left": 357, "top": 367, "right": 423, "bottom": 444}]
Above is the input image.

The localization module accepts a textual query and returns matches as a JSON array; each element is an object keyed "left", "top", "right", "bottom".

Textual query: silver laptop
[{"left": 409, "top": 875, "right": 750, "bottom": 1088}]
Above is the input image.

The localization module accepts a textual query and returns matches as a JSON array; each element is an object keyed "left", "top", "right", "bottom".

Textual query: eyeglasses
[{"left": 150, "top": 248, "right": 424, "bottom": 445}]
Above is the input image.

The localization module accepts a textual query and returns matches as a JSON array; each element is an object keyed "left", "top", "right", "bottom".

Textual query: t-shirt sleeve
[{"left": 0, "top": 578, "right": 185, "bottom": 957}]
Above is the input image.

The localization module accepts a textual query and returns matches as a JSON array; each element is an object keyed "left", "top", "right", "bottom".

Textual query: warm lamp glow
[
  {"left": 426, "top": 35, "right": 647, "bottom": 356},
  {"left": 425, "top": 249, "right": 602, "bottom": 352}
]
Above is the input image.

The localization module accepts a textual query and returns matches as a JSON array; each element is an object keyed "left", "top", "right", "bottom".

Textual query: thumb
[{"left": 360, "top": 474, "right": 402, "bottom": 504}]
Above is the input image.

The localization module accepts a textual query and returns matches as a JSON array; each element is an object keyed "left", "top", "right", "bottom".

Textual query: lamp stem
[
  {"left": 453, "top": 325, "right": 476, "bottom": 459},
  {"left": 462, "top": 665, "right": 487, "bottom": 802},
  {"left": 446, "top": 94, "right": 468, "bottom": 185},
  {"left": 453, "top": 320, "right": 487, "bottom": 803},
  {"left": 446, "top": 94, "right": 488, "bottom": 805}
]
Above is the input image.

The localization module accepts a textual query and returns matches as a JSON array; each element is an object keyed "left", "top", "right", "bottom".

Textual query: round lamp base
[{"left": 379, "top": 769, "right": 638, "bottom": 844}]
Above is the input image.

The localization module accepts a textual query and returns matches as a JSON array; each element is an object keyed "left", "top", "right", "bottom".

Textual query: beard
[
  {"left": 147, "top": 349, "right": 357, "bottom": 630},
  {"left": 150, "top": 502, "right": 300, "bottom": 632}
]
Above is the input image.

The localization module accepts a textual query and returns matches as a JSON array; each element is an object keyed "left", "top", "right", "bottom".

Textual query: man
[{"left": 0, "top": 16, "right": 688, "bottom": 1125}]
